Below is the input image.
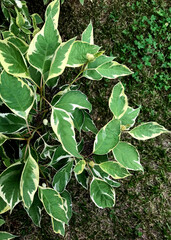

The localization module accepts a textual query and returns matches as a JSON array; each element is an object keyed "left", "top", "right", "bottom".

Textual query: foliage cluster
[{"left": 0, "top": 0, "right": 169, "bottom": 238}]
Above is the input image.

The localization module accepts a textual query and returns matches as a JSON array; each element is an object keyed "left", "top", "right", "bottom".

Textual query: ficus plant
[{"left": 0, "top": 0, "right": 169, "bottom": 238}]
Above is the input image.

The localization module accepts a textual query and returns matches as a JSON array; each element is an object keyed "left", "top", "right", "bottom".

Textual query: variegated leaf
[
  {"left": 45, "top": 0, "right": 60, "bottom": 28},
  {"left": 6, "top": 36, "right": 28, "bottom": 55},
  {"left": 99, "top": 161, "right": 130, "bottom": 179},
  {"left": 112, "top": 142, "right": 143, "bottom": 171},
  {"left": 0, "top": 232, "right": 17, "bottom": 239},
  {"left": 109, "top": 82, "right": 128, "bottom": 119},
  {"left": 0, "top": 162, "right": 23, "bottom": 209},
  {"left": 74, "top": 159, "right": 86, "bottom": 175},
  {"left": 93, "top": 119, "right": 120, "bottom": 155},
  {"left": 52, "top": 160, "right": 73, "bottom": 192},
  {"left": 83, "top": 55, "right": 114, "bottom": 80},
  {"left": 0, "top": 134, "right": 8, "bottom": 146},
  {"left": 0, "top": 71, "right": 35, "bottom": 120},
  {"left": 61, "top": 190, "right": 72, "bottom": 222},
  {"left": 90, "top": 177, "right": 115, "bottom": 208},
  {"left": 0, "top": 196, "right": 10, "bottom": 214},
  {"left": 120, "top": 106, "right": 140, "bottom": 130},
  {"left": 49, "top": 145, "right": 71, "bottom": 167},
  {"left": 47, "top": 37, "right": 76, "bottom": 81},
  {"left": 38, "top": 186, "right": 68, "bottom": 224},
  {"left": 129, "top": 122, "right": 169, "bottom": 140},
  {"left": 53, "top": 90, "right": 92, "bottom": 114},
  {"left": 67, "top": 41, "right": 100, "bottom": 67},
  {"left": 72, "top": 108, "right": 84, "bottom": 132},
  {"left": 81, "top": 21, "right": 94, "bottom": 44},
  {"left": 82, "top": 111, "right": 98, "bottom": 134},
  {"left": 20, "top": 152, "right": 39, "bottom": 208},
  {"left": 51, "top": 107, "right": 82, "bottom": 158},
  {"left": 0, "top": 113, "right": 26, "bottom": 134},
  {"left": 51, "top": 218, "right": 65, "bottom": 236},
  {"left": 74, "top": 169, "right": 89, "bottom": 189},
  {"left": 0, "top": 39, "right": 29, "bottom": 78},
  {"left": 27, "top": 13, "right": 61, "bottom": 79},
  {"left": 97, "top": 61, "right": 133, "bottom": 79}
]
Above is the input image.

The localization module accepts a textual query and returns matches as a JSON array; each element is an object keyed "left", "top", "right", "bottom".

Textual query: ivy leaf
[
  {"left": 90, "top": 178, "right": 115, "bottom": 208},
  {"left": 109, "top": 82, "right": 128, "bottom": 119},
  {"left": 97, "top": 61, "right": 133, "bottom": 79},
  {"left": 129, "top": 122, "right": 169, "bottom": 140},
  {"left": 120, "top": 106, "right": 140, "bottom": 130},
  {"left": 0, "top": 39, "right": 29, "bottom": 78},
  {"left": 0, "top": 71, "right": 35, "bottom": 120},
  {"left": 51, "top": 107, "right": 82, "bottom": 158},
  {"left": 67, "top": 41, "right": 100, "bottom": 67},
  {"left": 54, "top": 90, "right": 92, "bottom": 114},
  {"left": 52, "top": 160, "right": 73, "bottom": 193},
  {"left": 99, "top": 161, "right": 131, "bottom": 179},
  {"left": 93, "top": 119, "right": 120, "bottom": 155},
  {"left": 0, "top": 162, "right": 23, "bottom": 209},
  {"left": 38, "top": 187, "right": 68, "bottom": 224},
  {"left": 81, "top": 21, "right": 94, "bottom": 44},
  {"left": 0, "top": 113, "right": 26, "bottom": 134},
  {"left": 112, "top": 142, "right": 143, "bottom": 171},
  {"left": 20, "top": 152, "right": 39, "bottom": 208}
]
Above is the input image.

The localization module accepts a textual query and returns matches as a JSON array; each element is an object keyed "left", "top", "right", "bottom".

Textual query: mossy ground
[{"left": 1, "top": 0, "right": 171, "bottom": 239}]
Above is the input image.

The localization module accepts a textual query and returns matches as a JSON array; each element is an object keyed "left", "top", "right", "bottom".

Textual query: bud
[
  {"left": 121, "top": 125, "right": 127, "bottom": 131},
  {"left": 42, "top": 183, "right": 46, "bottom": 188},
  {"left": 43, "top": 119, "right": 48, "bottom": 126},
  {"left": 86, "top": 53, "right": 95, "bottom": 62},
  {"left": 89, "top": 161, "right": 95, "bottom": 168}
]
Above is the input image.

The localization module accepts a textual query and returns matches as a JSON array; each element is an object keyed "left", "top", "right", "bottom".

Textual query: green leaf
[
  {"left": 47, "top": 37, "right": 76, "bottom": 81},
  {"left": 82, "top": 111, "right": 98, "bottom": 134},
  {"left": 38, "top": 186, "right": 68, "bottom": 224},
  {"left": 67, "top": 41, "right": 100, "bottom": 67},
  {"left": 97, "top": 61, "right": 133, "bottom": 79},
  {"left": 51, "top": 107, "right": 82, "bottom": 158},
  {"left": 109, "top": 82, "right": 128, "bottom": 119},
  {"left": 90, "top": 178, "right": 115, "bottom": 208},
  {"left": 99, "top": 161, "right": 130, "bottom": 179},
  {"left": 61, "top": 190, "right": 72, "bottom": 222},
  {"left": 129, "top": 122, "right": 169, "bottom": 140},
  {"left": 83, "top": 55, "right": 114, "bottom": 80},
  {"left": 120, "top": 106, "right": 140, "bottom": 130},
  {"left": 74, "top": 159, "right": 86, "bottom": 175},
  {"left": 81, "top": 21, "right": 94, "bottom": 44},
  {"left": 6, "top": 36, "right": 28, "bottom": 55},
  {"left": 51, "top": 218, "right": 65, "bottom": 236},
  {"left": 79, "top": 0, "right": 84, "bottom": 5},
  {"left": 54, "top": 90, "right": 92, "bottom": 114},
  {"left": 49, "top": 145, "right": 71, "bottom": 167},
  {"left": 74, "top": 170, "right": 89, "bottom": 189},
  {"left": 0, "top": 232, "right": 17, "bottom": 240},
  {"left": 0, "top": 134, "right": 8, "bottom": 146},
  {"left": 52, "top": 160, "right": 73, "bottom": 192},
  {"left": 72, "top": 108, "right": 84, "bottom": 132},
  {"left": 27, "top": 13, "right": 61, "bottom": 78},
  {"left": 113, "top": 142, "right": 143, "bottom": 171},
  {"left": 20, "top": 152, "right": 39, "bottom": 208},
  {"left": 0, "top": 162, "right": 23, "bottom": 209},
  {"left": 0, "top": 71, "right": 35, "bottom": 120},
  {"left": 0, "top": 196, "right": 10, "bottom": 214},
  {"left": 0, "top": 39, "right": 29, "bottom": 78},
  {"left": 93, "top": 119, "right": 120, "bottom": 155},
  {"left": 45, "top": 0, "right": 60, "bottom": 29},
  {"left": 26, "top": 193, "right": 42, "bottom": 227},
  {"left": 0, "top": 113, "right": 26, "bottom": 134},
  {"left": 0, "top": 218, "right": 5, "bottom": 227}
]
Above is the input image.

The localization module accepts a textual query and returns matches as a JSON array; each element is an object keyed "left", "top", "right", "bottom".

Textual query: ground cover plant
[{"left": 0, "top": 0, "right": 170, "bottom": 239}]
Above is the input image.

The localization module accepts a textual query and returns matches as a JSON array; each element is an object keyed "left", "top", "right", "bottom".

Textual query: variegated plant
[{"left": 0, "top": 0, "right": 169, "bottom": 237}]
